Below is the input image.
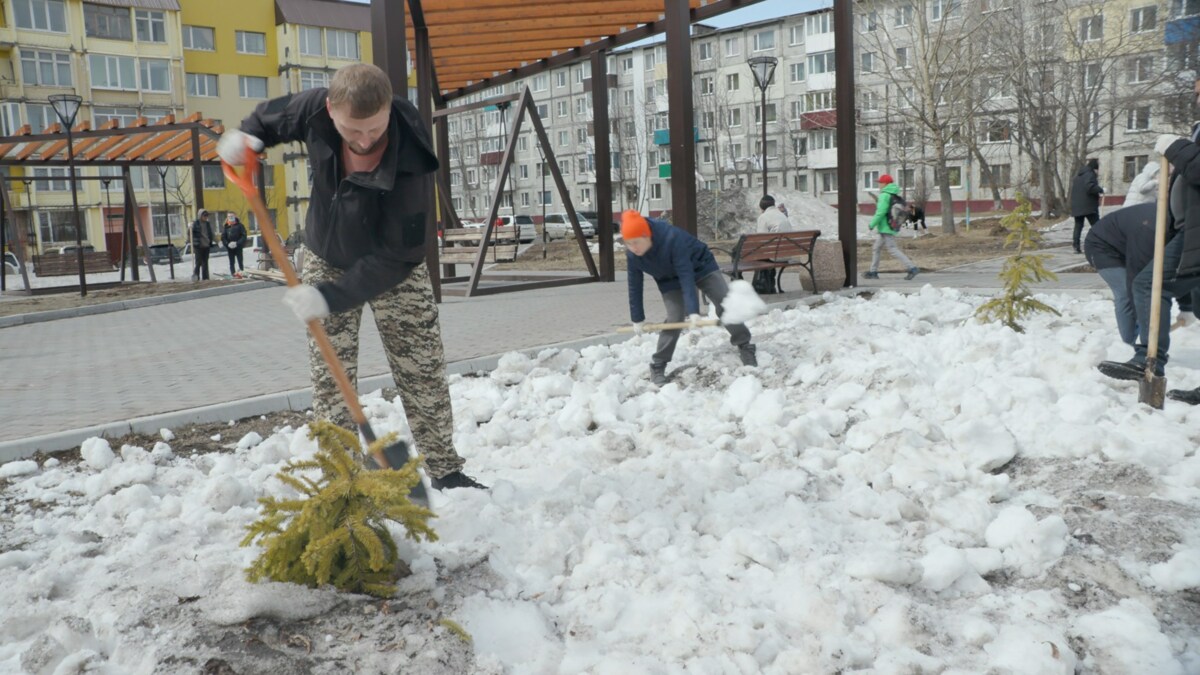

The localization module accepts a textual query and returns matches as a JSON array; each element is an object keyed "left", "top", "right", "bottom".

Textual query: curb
[
  {"left": 0, "top": 289, "right": 863, "bottom": 463},
  {"left": 0, "top": 281, "right": 276, "bottom": 329}
]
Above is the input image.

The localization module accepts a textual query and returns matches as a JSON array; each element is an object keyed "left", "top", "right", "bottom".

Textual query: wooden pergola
[
  {"left": 366, "top": 0, "right": 860, "bottom": 299},
  {"left": 0, "top": 112, "right": 236, "bottom": 292}
]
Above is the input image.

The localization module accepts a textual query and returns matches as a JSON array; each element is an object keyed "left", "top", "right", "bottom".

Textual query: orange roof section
[{"left": 0, "top": 113, "right": 224, "bottom": 166}]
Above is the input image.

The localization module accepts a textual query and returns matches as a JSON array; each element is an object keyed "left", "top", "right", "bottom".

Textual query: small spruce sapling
[
  {"left": 975, "top": 192, "right": 1060, "bottom": 333},
  {"left": 241, "top": 421, "right": 437, "bottom": 597}
]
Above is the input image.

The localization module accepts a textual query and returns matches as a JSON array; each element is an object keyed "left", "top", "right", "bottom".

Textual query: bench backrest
[
  {"left": 32, "top": 251, "right": 115, "bottom": 276},
  {"left": 733, "top": 230, "right": 820, "bottom": 262},
  {"left": 442, "top": 226, "right": 518, "bottom": 245}
]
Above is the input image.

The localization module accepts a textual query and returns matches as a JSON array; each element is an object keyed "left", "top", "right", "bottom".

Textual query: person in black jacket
[
  {"left": 1070, "top": 159, "right": 1104, "bottom": 253},
  {"left": 1084, "top": 203, "right": 1162, "bottom": 345},
  {"left": 906, "top": 203, "right": 927, "bottom": 231},
  {"left": 190, "top": 209, "right": 214, "bottom": 281},
  {"left": 217, "top": 63, "right": 482, "bottom": 489},
  {"left": 1098, "top": 124, "right": 1200, "bottom": 402},
  {"left": 220, "top": 213, "right": 247, "bottom": 276}
]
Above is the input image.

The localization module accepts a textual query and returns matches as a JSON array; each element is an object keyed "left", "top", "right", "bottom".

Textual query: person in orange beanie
[{"left": 622, "top": 210, "right": 756, "bottom": 385}]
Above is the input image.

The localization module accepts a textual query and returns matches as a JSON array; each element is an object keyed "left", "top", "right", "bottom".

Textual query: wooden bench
[
  {"left": 32, "top": 251, "right": 117, "bottom": 276},
  {"left": 716, "top": 230, "right": 821, "bottom": 294},
  {"left": 440, "top": 226, "right": 520, "bottom": 265}
]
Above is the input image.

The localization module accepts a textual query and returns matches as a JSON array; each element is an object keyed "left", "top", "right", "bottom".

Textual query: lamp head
[{"left": 48, "top": 94, "right": 83, "bottom": 127}]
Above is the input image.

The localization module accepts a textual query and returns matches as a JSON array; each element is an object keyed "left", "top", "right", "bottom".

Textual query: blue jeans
[
  {"left": 1097, "top": 266, "right": 1138, "bottom": 345},
  {"left": 1131, "top": 234, "right": 1200, "bottom": 366}
]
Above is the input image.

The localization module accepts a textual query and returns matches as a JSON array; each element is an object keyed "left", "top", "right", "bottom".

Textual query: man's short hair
[
  {"left": 328, "top": 64, "right": 393, "bottom": 119},
  {"left": 759, "top": 195, "right": 776, "bottom": 210}
]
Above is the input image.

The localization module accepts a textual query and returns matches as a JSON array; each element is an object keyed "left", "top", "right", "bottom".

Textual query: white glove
[
  {"left": 283, "top": 284, "right": 329, "bottom": 322},
  {"left": 687, "top": 313, "right": 703, "bottom": 329},
  {"left": 228, "top": 241, "right": 237, "bottom": 249},
  {"left": 1155, "top": 134, "right": 1184, "bottom": 157},
  {"left": 631, "top": 322, "right": 644, "bottom": 335},
  {"left": 217, "top": 130, "right": 264, "bottom": 166}
]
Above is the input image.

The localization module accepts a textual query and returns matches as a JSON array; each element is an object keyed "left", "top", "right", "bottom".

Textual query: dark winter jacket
[
  {"left": 1163, "top": 124, "right": 1200, "bottom": 280},
  {"left": 1083, "top": 203, "right": 1171, "bottom": 293},
  {"left": 1069, "top": 164, "right": 1103, "bottom": 217},
  {"left": 221, "top": 220, "right": 247, "bottom": 248},
  {"left": 191, "top": 218, "right": 214, "bottom": 249},
  {"left": 239, "top": 87, "right": 439, "bottom": 313},
  {"left": 627, "top": 218, "right": 720, "bottom": 323}
]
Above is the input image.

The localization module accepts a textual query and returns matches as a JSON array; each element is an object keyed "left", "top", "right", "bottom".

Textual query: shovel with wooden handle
[
  {"left": 222, "top": 151, "right": 431, "bottom": 507},
  {"left": 616, "top": 319, "right": 721, "bottom": 332},
  {"left": 1139, "top": 156, "right": 1171, "bottom": 409}
]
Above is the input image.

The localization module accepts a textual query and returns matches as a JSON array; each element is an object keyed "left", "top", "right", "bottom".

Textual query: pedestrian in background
[
  {"left": 1070, "top": 158, "right": 1104, "bottom": 253},
  {"left": 221, "top": 213, "right": 248, "bottom": 276},
  {"left": 190, "top": 209, "right": 214, "bottom": 281},
  {"left": 863, "top": 174, "right": 919, "bottom": 281}
]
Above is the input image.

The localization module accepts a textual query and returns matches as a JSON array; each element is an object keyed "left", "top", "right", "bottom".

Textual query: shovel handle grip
[
  {"left": 1146, "top": 156, "right": 1171, "bottom": 363},
  {"left": 617, "top": 319, "right": 721, "bottom": 332},
  {"left": 223, "top": 151, "right": 394, "bottom": 470}
]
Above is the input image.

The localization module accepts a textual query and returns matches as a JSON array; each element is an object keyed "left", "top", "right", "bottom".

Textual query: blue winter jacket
[{"left": 627, "top": 218, "right": 720, "bottom": 323}]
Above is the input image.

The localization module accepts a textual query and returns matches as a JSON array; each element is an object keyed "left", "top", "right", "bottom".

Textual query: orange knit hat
[{"left": 621, "top": 210, "right": 652, "bottom": 240}]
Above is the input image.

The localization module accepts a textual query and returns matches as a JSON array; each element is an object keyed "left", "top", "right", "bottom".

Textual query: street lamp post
[
  {"left": 747, "top": 56, "right": 779, "bottom": 199},
  {"left": 157, "top": 166, "right": 176, "bottom": 280},
  {"left": 48, "top": 94, "right": 86, "bottom": 297}
]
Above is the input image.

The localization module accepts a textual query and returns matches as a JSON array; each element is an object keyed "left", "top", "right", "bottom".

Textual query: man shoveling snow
[{"left": 623, "top": 211, "right": 760, "bottom": 385}]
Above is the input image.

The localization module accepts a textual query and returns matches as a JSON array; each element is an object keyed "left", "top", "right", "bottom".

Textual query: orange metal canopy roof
[
  {"left": 408, "top": 0, "right": 732, "bottom": 97},
  {"left": 0, "top": 112, "right": 223, "bottom": 167}
]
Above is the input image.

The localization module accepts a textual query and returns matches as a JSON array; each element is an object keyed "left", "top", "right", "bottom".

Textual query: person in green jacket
[{"left": 864, "top": 174, "right": 919, "bottom": 281}]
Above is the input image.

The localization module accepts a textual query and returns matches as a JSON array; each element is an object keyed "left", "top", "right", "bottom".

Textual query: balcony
[
  {"left": 653, "top": 127, "right": 701, "bottom": 145},
  {"left": 659, "top": 163, "right": 671, "bottom": 178},
  {"left": 479, "top": 151, "right": 504, "bottom": 166},
  {"left": 801, "top": 110, "right": 837, "bottom": 130}
]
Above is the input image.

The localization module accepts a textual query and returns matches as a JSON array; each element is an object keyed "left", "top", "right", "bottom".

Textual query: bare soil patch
[{"left": 0, "top": 279, "right": 247, "bottom": 318}]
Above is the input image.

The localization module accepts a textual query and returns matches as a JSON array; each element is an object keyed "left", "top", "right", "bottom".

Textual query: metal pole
[
  {"left": 67, "top": 129, "right": 87, "bottom": 297},
  {"left": 761, "top": 84, "right": 769, "bottom": 198},
  {"left": 1, "top": 187, "right": 7, "bottom": 292},
  {"left": 664, "top": 0, "right": 697, "bottom": 234},
  {"left": 540, "top": 146, "right": 547, "bottom": 259},
  {"left": 834, "top": 0, "right": 858, "bottom": 285},
  {"left": 160, "top": 167, "right": 175, "bottom": 280}
]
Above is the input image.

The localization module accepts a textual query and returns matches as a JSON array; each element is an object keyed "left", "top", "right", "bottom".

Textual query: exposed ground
[{"left": 0, "top": 279, "right": 238, "bottom": 318}]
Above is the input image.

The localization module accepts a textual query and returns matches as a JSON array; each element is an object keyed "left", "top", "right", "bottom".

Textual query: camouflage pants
[{"left": 302, "top": 249, "right": 463, "bottom": 478}]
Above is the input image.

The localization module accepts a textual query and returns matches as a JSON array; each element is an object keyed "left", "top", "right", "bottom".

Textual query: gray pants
[
  {"left": 870, "top": 233, "right": 914, "bottom": 273},
  {"left": 303, "top": 249, "right": 464, "bottom": 478},
  {"left": 654, "top": 271, "right": 752, "bottom": 366}
]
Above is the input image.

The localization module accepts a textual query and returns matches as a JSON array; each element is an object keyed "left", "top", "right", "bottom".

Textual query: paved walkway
[{"left": 0, "top": 265, "right": 1109, "bottom": 444}]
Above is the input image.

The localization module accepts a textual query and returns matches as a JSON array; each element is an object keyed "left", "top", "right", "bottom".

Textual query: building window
[
  {"left": 32, "top": 167, "right": 70, "bottom": 192},
  {"left": 327, "top": 29, "right": 359, "bottom": 60},
  {"left": 558, "top": 130, "right": 569, "bottom": 146},
  {"left": 236, "top": 30, "right": 267, "bottom": 55},
  {"left": 818, "top": 169, "right": 838, "bottom": 193},
  {"left": 864, "top": 134, "right": 879, "bottom": 151},
  {"left": 1083, "top": 62, "right": 1103, "bottom": 89},
  {"left": 794, "top": 173, "right": 809, "bottom": 192},
  {"left": 861, "top": 11, "right": 879, "bottom": 31},
  {"left": 37, "top": 209, "right": 83, "bottom": 245},
  {"left": 540, "top": 191, "right": 553, "bottom": 205},
  {"left": 1079, "top": 15, "right": 1103, "bottom": 42},
  {"left": 863, "top": 170, "right": 880, "bottom": 186},
  {"left": 936, "top": 165, "right": 963, "bottom": 187},
  {"left": 239, "top": 76, "right": 268, "bottom": 99},
  {"left": 622, "top": 56, "right": 634, "bottom": 72},
  {"left": 20, "top": 50, "right": 72, "bottom": 87},
  {"left": 757, "top": 139, "right": 779, "bottom": 158},
  {"left": 187, "top": 73, "right": 219, "bottom": 97},
  {"left": 790, "top": 25, "right": 804, "bottom": 45},
  {"left": 806, "top": 13, "right": 832, "bottom": 36},
  {"left": 1123, "top": 155, "right": 1149, "bottom": 181},
  {"left": 702, "top": 145, "right": 714, "bottom": 164},
  {"left": 1130, "top": 6, "right": 1157, "bottom": 31},
  {"left": 1126, "top": 106, "right": 1151, "bottom": 131},
  {"left": 555, "top": 71, "right": 567, "bottom": 88},
  {"left": 182, "top": 25, "right": 215, "bottom": 51},
  {"left": 577, "top": 127, "right": 587, "bottom": 143},
  {"left": 89, "top": 54, "right": 137, "bottom": 90},
  {"left": 790, "top": 100, "right": 803, "bottom": 119},
  {"left": 793, "top": 136, "right": 808, "bottom": 157},
  {"left": 753, "top": 30, "right": 775, "bottom": 51},
  {"left": 790, "top": 63, "right": 806, "bottom": 82},
  {"left": 202, "top": 165, "right": 226, "bottom": 189},
  {"left": 932, "top": 0, "right": 961, "bottom": 21},
  {"left": 861, "top": 51, "right": 875, "bottom": 73},
  {"left": 895, "top": 4, "right": 914, "bottom": 26},
  {"left": 728, "top": 108, "right": 743, "bottom": 127},
  {"left": 150, "top": 205, "right": 183, "bottom": 239},
  {"left": 898, "top": 128, "right": 915, "bottom": 147},
  {"left": 895, "top": 47, "right": 911, "bottom": 69},
  {"left": 299, "top": 69, "right": 329, "bottom": 91},
  {"left": 862, "top": 90, "right": 880, "bottom": 110},
  {"left": 1174, "top": 0, "right": 1200, "bottom": 17},
  {"left": 808, "top": 51, "right": 835, "bottom": 75},
  {"left": 979, "top": 164, "right": 1011, "bottom": 188},
  {"left": 139, "top": 58, "right": 170, "bottom": 92},
  {"left": 754, "top": 103, "right": 778, "bottom": 124},
  {"left": 724, "top": 37, "right": 741, "bottom": 57},
  {"left": 533, "top": 74, "right": 548, "bottom": 92},
  {"left": 985, "top": 119, "right": 1011, "bottom": 142},
  {"left": 135, "top": 10, "right": 166, "bottom": 43},
  {"left": 299, "top": 26, "right": 323, "bottom": 56},
  {"left": 83, "top": 2, "right": 130, "bottom": 39},
  {"left": 811, "top": 129, "right": 836, "bottom": 150},
  {"left": 698, "top": 42, "right": 713, "bottom": 61},
  {"left": 558, "top": 160, "right": 570, "bottom": 176},
  {"left": 805, "top": 90, "right": 834, "bottom": 112},
  {"left": 699, "top": 76, "right": 715, "bottom": 95},
  {"left": 650, "top": 183, "right": 663, "bottom": 200},
  {"left": 1128, "top": 56, "right": 1154, "bottom": 83},
  {"left": 520, "top": 192, "right": 530, "bottom": 207},
  {"left": 726, "top": 73, "right": 740, "bottom": 91}
]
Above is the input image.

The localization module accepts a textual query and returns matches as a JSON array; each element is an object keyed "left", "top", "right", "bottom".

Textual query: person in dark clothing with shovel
[
  {"left": 1084, "top": 202, "right": 1163, "bottom": 346},
  {"left": 623, "top": 210, "right": 756, "bottom": 386},
  {"left": 1098, "top": 126, "right": 1200, "bottom": 405},
  {"left": 218, "top": 63, "right": 483, "bottom": 489}
]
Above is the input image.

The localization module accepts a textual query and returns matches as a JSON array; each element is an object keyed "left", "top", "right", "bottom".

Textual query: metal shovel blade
[
  {"left": 1138, "top": 358, "right": 1166, "bottom": 409},
  {"left": 362, "top": 437, "right": 431, "bottom": 508}
]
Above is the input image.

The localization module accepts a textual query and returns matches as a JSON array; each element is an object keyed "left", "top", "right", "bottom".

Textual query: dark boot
[
  {"left": 1168, "top": 387, "right": 1200, "bottom": 405},
  {"left": 650, "top": 364, "right": 669, "bottom": 386},
  {"left": 905, "top": 268, "right": 920, "bottom": 280},
  {"left": 1098, "top": 359, "right": 1162, "bottom": 381},
  {"left": 431, "top": 470, "right": 488, "bottom": 490},
  {"left": 739, "top": 344, "right": 757, "bottom": 367},
  {"left": 863, "top": 271, "right": 879, "bottom": 280}
]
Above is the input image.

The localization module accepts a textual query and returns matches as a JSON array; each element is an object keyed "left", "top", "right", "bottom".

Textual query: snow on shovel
[
  {"left": 616, "top": 279, "right": 768, "bottom": 332},
  {"left": 222, "top": 152, "right": 431, "bottom": 507}
]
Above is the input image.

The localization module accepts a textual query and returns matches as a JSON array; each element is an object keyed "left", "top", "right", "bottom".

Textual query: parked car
[
  {"left": 543, "top": 213, "right": 596, "bottom": 240},
  {"left": 146, "top": 244, "right": 182, "bottom": 264},
  {"left": 3, "top": 250, "right": 22, "bottom": 275},
  {"left": 54, "top": 244, "right": 96, "bottom": 255},
  {"left": 462, "top": 215, "right": 536, "bottom": 243}
]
